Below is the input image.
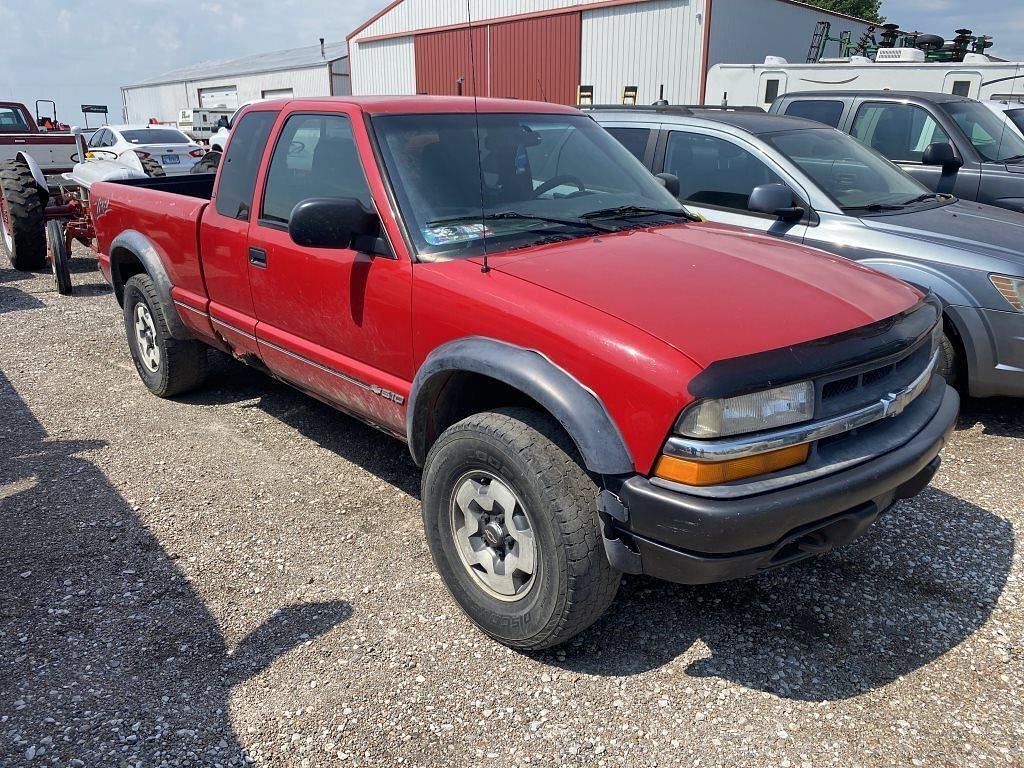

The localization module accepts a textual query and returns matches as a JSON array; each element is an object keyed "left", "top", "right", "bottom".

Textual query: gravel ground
[{"left": 1, "top": 248, "right": 1022, "bottom": 768}]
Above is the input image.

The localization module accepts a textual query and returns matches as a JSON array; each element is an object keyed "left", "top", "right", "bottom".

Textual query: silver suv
[{"left": 590, "top": 106, "right": 1024, "bottom": 399}]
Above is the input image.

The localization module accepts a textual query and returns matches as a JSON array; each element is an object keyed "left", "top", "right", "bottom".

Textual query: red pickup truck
[{"left": 91, "top": 96, "right": 958, "bottom": 649}]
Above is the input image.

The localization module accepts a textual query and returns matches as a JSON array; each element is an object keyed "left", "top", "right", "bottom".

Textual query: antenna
[{"left": 466, "top": 0, "right": 490, "bottom": 273}]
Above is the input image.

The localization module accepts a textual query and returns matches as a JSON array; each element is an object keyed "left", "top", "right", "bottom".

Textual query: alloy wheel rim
[
  {"left": 134, "top": 303, "right": 160, "bottom": 372},
  {"left": 449, "top": 470, "right": 537, "bottom": 602}
]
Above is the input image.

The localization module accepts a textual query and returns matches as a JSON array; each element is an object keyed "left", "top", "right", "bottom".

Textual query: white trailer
[{"left": 707, "top": 51, "right": 1024, "bottom": 108}]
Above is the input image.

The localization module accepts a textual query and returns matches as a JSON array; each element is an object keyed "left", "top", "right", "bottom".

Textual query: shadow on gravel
[
  {"left": 179, "top": 353, "right": 420, "bottom": 496},
  {"left": 549, "top": 487, "right": 1012, "bottom": 701},
  {"left": 0, "top": 368, "right": 352, "bottom": 765},
  {"left": 0, "top": 268, "right": 45, "bottom": 315},
  {"left": 956, "top": 395, "right": 1024, "bottom": 439}
]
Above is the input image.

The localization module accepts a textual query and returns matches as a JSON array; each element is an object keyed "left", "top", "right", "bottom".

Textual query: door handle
[{"left": 248, "top": 247, "right": 268, "bottom": 268}]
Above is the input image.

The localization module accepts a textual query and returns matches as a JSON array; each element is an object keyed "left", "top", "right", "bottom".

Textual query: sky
[{"left": 0, "top": 0, "right": 1022, "bottom": 125}]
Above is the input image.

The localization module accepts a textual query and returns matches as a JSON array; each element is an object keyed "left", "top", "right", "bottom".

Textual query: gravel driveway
[{"left": 1, "top": 250, "right": 1021, "bottom": 767}]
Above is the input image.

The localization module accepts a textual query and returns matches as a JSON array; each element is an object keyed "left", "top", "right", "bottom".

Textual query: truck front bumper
[{"left": 601, "top": 384, "right": 959, "bottom": 585}]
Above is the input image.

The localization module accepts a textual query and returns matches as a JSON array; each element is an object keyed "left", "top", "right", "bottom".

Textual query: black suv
[{"left": 770, "top": 91, "right": 1024, "bottom": 213}]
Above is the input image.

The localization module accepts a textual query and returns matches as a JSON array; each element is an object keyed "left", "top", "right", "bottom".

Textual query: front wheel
[
  {"left": 421, "top": 408, "right": 621, "bottom": 650},
  {"left": 47, "top": 220, "right": 72, "bottom": 295},
  {"left": 123, "top": 273, "right": 207, "bottom": 397},
  {"left": 936, "top": 330, "right": 959, "bottom": 388}
]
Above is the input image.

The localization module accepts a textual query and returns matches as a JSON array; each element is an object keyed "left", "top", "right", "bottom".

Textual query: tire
[
  {"left": 0, "top": 157, "right": 47, "bottom": 270},
  {"left": 136, "top": 152, "right": 166, "bottom": 178},
  {"left": 190, "top": 150, "right": 221, "bottom": 175},
  {"left": 936, "top": 329, "right": 959, "bottom": 388},
  {"left": 123, "top": 273, "right": 207, "bottom": 397},
  {"left": 421, "top": 407, "right": 621, "bottom": 650},
  {"left": 46, "top": 220, "right": 72, "bottom": 295}
]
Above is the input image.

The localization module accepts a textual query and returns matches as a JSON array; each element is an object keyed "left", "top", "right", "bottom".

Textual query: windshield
[
  {"left": 1004, "top": 109, "right": 1024, "bottom": 138},
  {"left": 372, "top": 112, "right": 684, "bottom": 258},
  {"left": 943, "top": 101, "right": 1024, "bottom": 162},
  {"left": 0, "top": 106, "right": 30, "bottom": 133},
  {"left": 121, "top": 128, "right": 191, "bottom": 145},
  {"left": 767, "top": 128, "right": 932, "bottom": 210}
]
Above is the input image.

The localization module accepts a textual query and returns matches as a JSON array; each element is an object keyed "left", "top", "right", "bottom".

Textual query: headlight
[
  {"left": 990, "top": 274, "right": 1024, "bottom": 312},
  {"left": 676, "top": 381, "right": 814, "bottom": 438}
]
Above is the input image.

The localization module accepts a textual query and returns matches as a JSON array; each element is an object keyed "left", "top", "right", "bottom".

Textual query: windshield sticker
[{"left": 423, "top": 223, "right": 492, "bottom": 246}]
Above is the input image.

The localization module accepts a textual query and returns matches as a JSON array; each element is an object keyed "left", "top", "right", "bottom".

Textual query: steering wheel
[
  {"left": 532, "top": 175, "right": 585, "bottom": 198},
  {"left": 288, "top": 141, "right": 306, "bottom": 156}
]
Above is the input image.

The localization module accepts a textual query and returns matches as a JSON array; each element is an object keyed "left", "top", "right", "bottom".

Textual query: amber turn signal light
[{"left": 653, "top": 444, "right": 810, "bottom": 486}]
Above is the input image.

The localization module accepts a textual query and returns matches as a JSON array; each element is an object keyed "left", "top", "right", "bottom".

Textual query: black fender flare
[
  {"left": 109, "top": 229, "right": 192, "bottom": 340},
  {"left": 407, "top": 337, "right": 634, "bottom": 475}
]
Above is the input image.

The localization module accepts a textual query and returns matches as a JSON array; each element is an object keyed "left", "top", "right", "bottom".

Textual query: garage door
[
  {"left": 414, "top": 13, "right": 580, "bottom": 104},
  {"left": 198, "top": 86, "right": 238, "bottom": 109}
]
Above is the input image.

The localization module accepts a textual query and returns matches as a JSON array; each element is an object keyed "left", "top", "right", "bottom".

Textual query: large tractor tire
[
  {"left": 136, "top": 152, "right": 166, "bottom": 178},
  {"left": 0, "top": 158, "right": 47, "bottom": 270},
  {"left": 190, "top": 150, "right": 221, "bottom": 175}
]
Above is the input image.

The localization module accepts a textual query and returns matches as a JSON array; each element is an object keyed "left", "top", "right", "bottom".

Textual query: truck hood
[
  {"left": 859, "top": 200, "right": 1024, "bottom": 272},
  {"left": 488, "top": 223, "right": 921, "bottom": 367}
]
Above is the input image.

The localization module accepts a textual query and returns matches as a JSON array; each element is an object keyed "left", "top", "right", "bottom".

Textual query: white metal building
[
  {"left": 121, "top": 42, "right": 350, "bottom": 124},
  {"left": 347, "top": 0, "right": 872, "bottom": 105}
]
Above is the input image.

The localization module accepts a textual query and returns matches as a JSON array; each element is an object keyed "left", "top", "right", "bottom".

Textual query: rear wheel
[
  {"left": 0, "top": 158, "right": 47, "bottom": 270},
  {"left": 136, "top": 152, "right": 166, "bottom": 178},
  {"left": 123, "top": 273, "right": 207, "bottom": 397},
  {"left": 46, "top": 220, "right": 72, "bottom": 295},
  {"left": 421, "top": 407, "right": 621, "bottom": 650}
]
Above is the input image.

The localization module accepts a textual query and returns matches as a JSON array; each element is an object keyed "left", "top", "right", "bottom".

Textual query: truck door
[
  {"left": 849, "top": 100, "right": 981, "bottom": 200},
  {"left": 199, "top": 108, "right": 279, "bottom": 357},
  {"left": 657, "top": 128, "right": 809, "bottom": 242},
  {"left": 246, "top": 107, "right": 413, "bottom": 434}
]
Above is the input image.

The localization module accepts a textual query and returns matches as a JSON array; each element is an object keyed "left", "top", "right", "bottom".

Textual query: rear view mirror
[
  {"left": 289, "top": 197, "right": 376, "bottom": 249},
  {"left": 922, "top": 142, "right": 962, "bottom": 170},
  {"left": 655, "top": 173, "right": 681, "bottom": 198},
  {"left": 748, "top": 183, "right": 805, "bottom": 221}
]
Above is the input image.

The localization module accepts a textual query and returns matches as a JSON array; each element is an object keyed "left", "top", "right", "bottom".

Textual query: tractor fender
[
  {"left": 407, "top": 337, "right": 634, "bottom": 475},
  {"left": 15, "top": 151, "right": 50, "bottom": 206},
  {"left": 109, "top": 229, "right": 192, "bottom": 340}
]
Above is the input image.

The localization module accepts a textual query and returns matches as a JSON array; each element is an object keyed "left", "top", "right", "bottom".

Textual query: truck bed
[{"left": 92, "top": 176, "right": 215, "bottom": 307}]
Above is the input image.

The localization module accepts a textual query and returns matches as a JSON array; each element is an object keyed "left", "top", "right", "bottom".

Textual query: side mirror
[
  {"left": 655, "top": 172, "right": 681, "bottom": 198},
  {"left": 289, "top": 197, "right": 376, "bottom": 250},
  {"left": 748, "top": 183, "right": 805, "bottom": 221},
  {"left": 922, "top": 142, "right": 962, "bottom": 169}
]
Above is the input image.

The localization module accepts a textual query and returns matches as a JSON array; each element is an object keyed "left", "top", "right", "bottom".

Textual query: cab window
[
  {"left": 214, "top": 111, "right": 278, "bottom": 221},
  {"left": 783, "top": 100, "right": 845, "bottom": 128},
  {"left": 664, "top": 131, "right": 790, "bottom": 211},
  {"left": 260, "top": 113, "right": 372, "bottom": 225},
  {"left": 851, "top": 102, "right": 951, "bottom": 163}
]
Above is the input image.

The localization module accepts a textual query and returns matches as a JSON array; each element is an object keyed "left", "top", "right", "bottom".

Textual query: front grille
[{"left": 816, "top": 336, "right": 933, "bottom": 419}]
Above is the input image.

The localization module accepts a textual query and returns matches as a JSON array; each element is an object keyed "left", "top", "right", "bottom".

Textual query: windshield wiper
[
  {"left": 841, "top": 203, "right": 907, "bottom": 213},
  {"left": 581, "top": 205, "right": 703, "bottom": 222},
  {"left": 899, "top": 192, "right": 949, "bottom": 205},
  {"left": 427, "top": 211, "right": 616, "bottom": 233}
]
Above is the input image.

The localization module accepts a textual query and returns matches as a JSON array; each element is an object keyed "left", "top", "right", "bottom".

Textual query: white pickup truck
[{"left": 0, "top": 101, "right": 79, "bottom": 176}]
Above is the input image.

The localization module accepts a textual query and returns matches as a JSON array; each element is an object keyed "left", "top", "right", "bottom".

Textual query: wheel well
[
  {"left": 942, "top": 311, "right": 968, "bottom": 382},
  {"left": 110, "top": 246, "right": 147, "bottom": 305},
  {"left": 414, "top": 371, "right": 563, "bottom": 465}
]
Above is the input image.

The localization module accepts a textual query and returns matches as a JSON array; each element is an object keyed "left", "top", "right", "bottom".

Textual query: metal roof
[{"left": 123, "top": 41, "right": 348, "bottom": 89}]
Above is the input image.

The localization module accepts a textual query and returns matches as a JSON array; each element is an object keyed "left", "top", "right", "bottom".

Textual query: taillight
[
  {"left": 189, "top": 148, "right": 206, "bottom": 158},
  {"left": 135, "top": 150, "right": 151, "bottom": 158}
]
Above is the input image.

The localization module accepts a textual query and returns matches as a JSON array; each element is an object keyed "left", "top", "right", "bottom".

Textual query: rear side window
[
  {"left": 784, "top": 100, "right": 845, "bottom": 128},
  {"left": 260, "top": 113, "right": 372, "bottom": 224},
  {"left": 604, "top": 127, "right": 652, "bottom": 163},
  {"left": 664, "top": 130, "right": 790, "bottom": 211},
  {"left": 215, "top": 111, "right": 277, "bottom": 221},
  {"left": 0, "top": 106, "right": 30, "bottom": 133},
  {"left": 851, "top": 102, "right": 951, "bottom": 163}
]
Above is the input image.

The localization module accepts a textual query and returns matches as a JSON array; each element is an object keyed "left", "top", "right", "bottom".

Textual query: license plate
[{"left": 162, "top": 154, "right": 180, "bottom": 164}]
